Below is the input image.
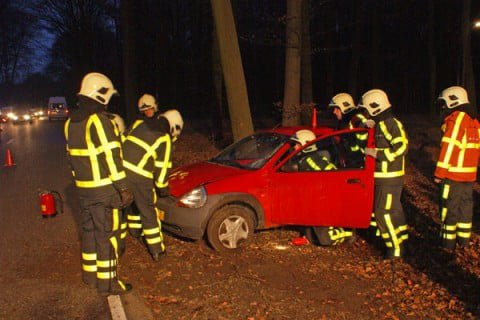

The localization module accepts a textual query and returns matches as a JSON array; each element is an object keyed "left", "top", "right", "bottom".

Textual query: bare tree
[
  {"left": 211, "top": 0, "right": 253, "bottom": 141},
  {"left": 461, "top": 0, "right": 476, "bottom": 107},
  {"left": 282, "top": 0, "right": 302, "bottom": 126}
]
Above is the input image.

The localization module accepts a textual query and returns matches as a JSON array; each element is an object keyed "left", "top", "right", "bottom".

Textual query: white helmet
[
  {"left": 437, "top": 86, "right": 469, "bottom": 109},
  {"left": 293, "top": 129, "right": 317, "bottom": 153},
  {"left": 161, "top": 109, "right": 183, "bottom": 138},
  {"left": 111, "top": 114, "right": 125, "bottom": 134},
  {"left": 329, "top": 93, "right": 356, "bottom": 114},
  {"left": 138, "top": 94, "right": 158, "bottom": 112},
  {"left": 78, "top": 72, "right": 117, "bottom": 105},
  {"left": 358, "top": 89, "right": 391, "bottom": 116}
]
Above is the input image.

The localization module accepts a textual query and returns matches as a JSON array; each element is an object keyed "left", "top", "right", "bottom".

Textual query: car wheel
[{"left": 207, "top": 204, "right": 255, "bottom": 252}]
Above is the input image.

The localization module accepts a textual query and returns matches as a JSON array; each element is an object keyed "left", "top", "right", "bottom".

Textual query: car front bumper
[{"left": 157, "top": 196, "right": 214, "bottom": 240}]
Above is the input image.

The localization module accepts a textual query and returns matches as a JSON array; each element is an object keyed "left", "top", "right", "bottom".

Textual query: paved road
[{"left": 0, "top": 120, "right": 112, "bottom": 319}]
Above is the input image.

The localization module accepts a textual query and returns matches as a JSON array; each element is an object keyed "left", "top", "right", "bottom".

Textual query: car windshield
[{"left": 210, "top": 132, "right": 289, "bottom": 169}]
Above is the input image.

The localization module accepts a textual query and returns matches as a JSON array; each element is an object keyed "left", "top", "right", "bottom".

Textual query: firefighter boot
[
  {"left": 99, "top": 281, "right": 133, "bottom": 297},
  {"left": 151, "top": 249, "right": 166, "bottom": 262}
]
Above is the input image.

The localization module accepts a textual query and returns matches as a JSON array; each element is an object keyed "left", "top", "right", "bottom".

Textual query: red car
[{"left": 157, "top": 125, "right": 375, "bottom": 252}]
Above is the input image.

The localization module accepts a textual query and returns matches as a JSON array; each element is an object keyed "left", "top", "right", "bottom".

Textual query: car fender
[{"left": 202, "top": 192, "right": 266, "bottom": 232}]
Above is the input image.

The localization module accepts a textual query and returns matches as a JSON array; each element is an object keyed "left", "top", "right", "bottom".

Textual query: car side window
[{"left": 279, "top": 131, "right": 367, "bottom": 172}]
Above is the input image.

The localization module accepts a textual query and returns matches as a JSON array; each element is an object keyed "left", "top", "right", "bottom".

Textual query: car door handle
[{"left": 347, "top": 178, "right": 361, "bottom": 184}]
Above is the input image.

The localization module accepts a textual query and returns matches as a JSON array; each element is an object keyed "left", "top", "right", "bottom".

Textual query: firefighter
[
  {"left": 291, "top": 129, "right": 355, "bottom": 246},
  {"left": 329, "top": 92, "right": 373, "bottom": 130},
  {"left": 65, "top": 72, "right": 134, "bottom": 295},
  {"left": 122, "top": 111, "right": 179, "bottom": 261},
  {"left": 160, "top": 109, "right": 184, "bottom": 143},
  {"left": 434, "top": 86, "right": 480, "bottom": 250},
  {"left": 359, "top": 89, "right": 409, "bottom": 259}
]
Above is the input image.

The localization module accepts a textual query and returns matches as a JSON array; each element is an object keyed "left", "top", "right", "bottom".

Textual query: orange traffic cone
[{"left": 4, "top": 148, "right": 15, "bottom": 167}]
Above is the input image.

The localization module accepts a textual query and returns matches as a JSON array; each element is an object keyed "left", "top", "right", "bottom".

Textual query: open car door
[{"left": 269, "top": 129, "right": 374, "bottom": 228}]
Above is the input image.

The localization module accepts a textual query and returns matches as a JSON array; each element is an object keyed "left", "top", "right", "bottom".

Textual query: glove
[
  {"left": 157, "top": 186, "right": 170, "bottom": 198},
  {"left": 364, "top": 119, "right": 376, "bottom": 128},
  {"left": 365, "top": 147, "right": 377, "bottom": 158},
  {"left": 119, "top": 188, "right": 134, "bottom": 208}
]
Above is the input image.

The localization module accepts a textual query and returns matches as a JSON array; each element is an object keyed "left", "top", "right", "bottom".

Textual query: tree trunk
[
  {"left": 211, "top": 28, "right": 224, "bottom": 141},
  {"left": 301, "top": 0, "right": 312, "bottom": 105},
  {"left": 349, "top": 1, "right": 364, "bottom": 98},
  {"left": 461, "top": 0, "right": 476, "bottom": 107},
  {"left": 211, "top": 0, "right": 254, "bottom": 141},
  {"left": 371, "top": 1, "right": 381, "bottom": 87},
  {"left": 282, "top": 0, "right": 302, "bottom": 126},
  {"left": 427, "top": 0, "right": 436, "bottom": 115},
  {"left": 120, "top": 0, "right": 138, "bottom": 125}
]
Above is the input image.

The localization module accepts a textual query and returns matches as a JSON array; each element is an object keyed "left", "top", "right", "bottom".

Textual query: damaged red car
[{"left": 157, "top": 125, "right": 375, "bottom": 252}]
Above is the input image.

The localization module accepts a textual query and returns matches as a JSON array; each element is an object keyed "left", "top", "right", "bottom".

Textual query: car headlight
[
  {"left": 23, "top": 115, "right": 31, "bottom": 120},
  {"left": 178, "top": 186, "right": 207, "bottom": 208},
  {"left": 11, "top": 115, "right": 18, "bottom": 120}
]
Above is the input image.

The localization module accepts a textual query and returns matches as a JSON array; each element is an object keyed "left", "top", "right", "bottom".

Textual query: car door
[{"left": 269, "top": 129, "right": 374, "bottom": 228}]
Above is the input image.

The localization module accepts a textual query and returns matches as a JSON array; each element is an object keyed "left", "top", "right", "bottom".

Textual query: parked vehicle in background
[
  {"left": 11, "top": 110, "right": 33, "bottom": 125},
  {"left": 29, "top": 107, "right": 45, "bottom": 120},
  {"left": 47, "top": 97, "right": 69, "bottom": 120}
]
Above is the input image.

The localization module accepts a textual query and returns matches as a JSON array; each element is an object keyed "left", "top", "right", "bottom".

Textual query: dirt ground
[
  {"left": 1, "top": 115, "right": 478, "bottom": 320},
  {"left": 118, "top": 115, "right": 480, "bottom": 320}
]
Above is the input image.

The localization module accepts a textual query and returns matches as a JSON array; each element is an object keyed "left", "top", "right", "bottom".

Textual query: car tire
[{"left": 207, "top": 204, "right": 255, "bottom": 252}]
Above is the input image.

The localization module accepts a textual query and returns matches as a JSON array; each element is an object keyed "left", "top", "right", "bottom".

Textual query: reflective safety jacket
[
  {"left": 122, "top": 120, "right": 172, "bottom": 192},
  {"left": 299, "top": 153, "right": 337, "bottom": 171},
  {"left": 434, "top": 111, "right": 480, "bottom": 182},
  {"left": 374, "top": 116, "right": 408, "bottom": 185},
  {"left": 65, "top": 112, "right": 127, "bottom": 192}
]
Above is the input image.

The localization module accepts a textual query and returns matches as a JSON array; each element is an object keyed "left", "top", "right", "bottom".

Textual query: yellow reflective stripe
[
  {"left": 124, "top": 160, "right": 154, "bottom": 179},
  {"left": 146, "top": 237, "right": 161, "bottom": 244},
  {"left": 91, "top": 114, "right": 125, "bottom": 181},
  {"left": 442, "top": 184, "right": 450, "bottom": 199},
  {"left": 97, "top": 260, "right": 117, "bottom": 268},
  {"left": 127, "top": 215, "right": 141, "bottom": 221},
  {"left": 155, "top": 136, "right": 172, "bottom": 188},
  {"left": 109, "top": 235, "right": 119, "bottom": 260},
  {"left": 466, "top": 142, "right": 480, "bottom": 148},
  {"left": 445, "top": 225, "right": 456, "bottom": 231},
  {"left": 128, "top": 223, "right": 142, "bottom": 229},
  {"left": 307, "top": 158, "right": 321, "bottom": 170},
  {"left": 85, "top": 116, "right": 101, "bottom": 182},
  {"left": 442, "top": 113, "right": 465, "bottom": 167},
  {"left": 381, "top": 161, "right": 388, "bottom": 173},
  {"left": 444, "top": 234, "right": 456, "bottom": 240},
  {"left": 379, "top": 121, "right": 392, "bottom": 141},
  {"left": 441, "top": 207, "right": 447, "bottom": 222},
  {"left": 441, "top": 136, "right": 463, "bottom": 148},
  {"left": 447, "top": 166, "right": 477, "bottom": 173},
  {"left": 64, "top": 119, "right": 71, "bottom": 140},
  {"left": 458, "top": 134, "right": 466, "bottom": 167},
  {"left": 374, "top": 170, "right": 404, "bottom": 178},
  {"left": 97, "top": 271, "right": 116, "bottom": 279},
  {"left": 82, "top": 252, "right": 97, "bottom": 260},
  {"left": 457, "top": 222, "right": 472, "bottom": 228},
  {"left": 457, "top": 231, "right": 471, "bottom": 238},
  {"left": 384, "top": 193, "right": 392, "bottom": 212},
  {"left": 75, "top": 178, "right": 111, "bottom": 188},
  {"left": 82, "top": 264, "right": 97, "bottom": 272},
  {"left": 384, "top": 214, "right": 401, "bottom": 256},
  {"left": 112, "top": 208, "right": 119, "bottom": 231},
  {"left": 384, "top": 149, "right": 396, "bottom": 162},
  {"left": 144, "top": 227, "right": 160, "bottom": 235}
]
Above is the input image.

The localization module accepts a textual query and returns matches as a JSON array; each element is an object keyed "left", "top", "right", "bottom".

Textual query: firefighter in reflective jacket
[
  {"left": 359, "top": 89, "right": 409, "bottom": 259},
  {"left": 122, "top": 109, "right": 183, "bottom": 261},
  {"left": 434, "top": 86, "right": 480, "bottom": 250},
  {"left": 329, "top": 92, "right": 373, "bottom": 167},
  {"left": 65, "top": 72, "right": 134, "bottom": 295},
  {"left": 292, "top": 129, "right": 355, "bottom": 246},
  {"left": 125, "top": 94, "right": 160, "bottom": 137}
]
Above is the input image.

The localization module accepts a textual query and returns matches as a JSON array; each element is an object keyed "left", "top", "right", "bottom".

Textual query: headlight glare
[{"left": 178, "top": 186, "right": 207, "bottom": 208}]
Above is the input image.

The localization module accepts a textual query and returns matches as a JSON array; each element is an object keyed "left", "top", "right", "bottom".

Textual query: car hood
[{"left": 168, "top": 161, "right": 245, "bottom": 197}]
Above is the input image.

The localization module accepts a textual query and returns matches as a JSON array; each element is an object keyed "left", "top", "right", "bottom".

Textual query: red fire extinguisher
[{"left": 39, "top": 190, "right": 63, "bottom": 218}]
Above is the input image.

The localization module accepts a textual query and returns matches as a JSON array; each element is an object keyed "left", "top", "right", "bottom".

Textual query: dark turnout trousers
[
  {"left": 78, "top": 191, "right": 127, "bottom": 293},
  {"left": 373, "top": 184, "right": 408, "bottom": 258},
  {"left": 127, "top": 178, "right": 166, "bottom": 255},
  {"left": 439, "top": 179, "right": 474, "bottom": 249}
]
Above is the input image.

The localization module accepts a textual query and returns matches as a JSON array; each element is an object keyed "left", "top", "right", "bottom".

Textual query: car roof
[{"left": 260, "top": 125, "right": 335, "bottom": 137}]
